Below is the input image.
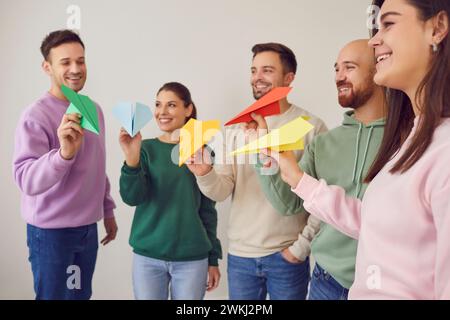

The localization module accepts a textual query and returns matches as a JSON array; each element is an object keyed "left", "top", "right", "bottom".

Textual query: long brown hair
[
  {"left": 157, "top": 82, "right": 197, "bottom": 123},
  {"left": 365, "top": 0, "right": 450, "bottom": 182}
]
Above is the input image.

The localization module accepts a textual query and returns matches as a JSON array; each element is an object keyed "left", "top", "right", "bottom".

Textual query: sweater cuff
[
  {"left": 288, "top": 245, "right": 308, "bottom": 262},
  {"left": 121, "top": 162, "right": 142, "bottom": 175},
  {"left": 253, "top": 153, "right": 265, "bottom": 170},
  {"left": 104, "top": 208, "right": 115, "bottom": 219},
  {"left": 208, "top": 256, "right": 219, "bottom": 267},
  {"left": 196, "top": 167, "right": 219, "bottom": 187},
  {"left": 51, "top": 148, "right": 76, "bottom": 171},
  {"left": 291, "top": 173, "right": 320, "bottom": 202}
]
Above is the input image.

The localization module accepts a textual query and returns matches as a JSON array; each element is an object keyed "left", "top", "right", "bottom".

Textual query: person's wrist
[
  {"left": 288, "top": 168, "right": 303, "bottom": 189},
  {"left": 60, "top": 148, "right": 73, "bottom": 160},
  {"left": 282, "top": 248, "right": 301, "bottom": 263},
  {"left": 125, "top": 157, "right": 140, "bottom": 168},
  {"left": 197, "top": 165, "right": 213, "bottom": 177}
]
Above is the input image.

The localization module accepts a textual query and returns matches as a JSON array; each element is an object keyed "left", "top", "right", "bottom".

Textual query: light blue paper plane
[{"left": 112, "top": 102, "right": 152, "bottom": 137}]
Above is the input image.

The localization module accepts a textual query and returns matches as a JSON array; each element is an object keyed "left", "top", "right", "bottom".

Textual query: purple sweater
[{"left": 13, "top": 92, "right": 116, "bottom": 229}]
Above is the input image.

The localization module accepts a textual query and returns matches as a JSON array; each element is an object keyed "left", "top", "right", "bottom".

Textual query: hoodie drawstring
[
  {"left": 351, "top": 123, "right": 363, "bottom": 184},
  {"left": 355, "top": 126, "right": 374, "bottom": 197}
]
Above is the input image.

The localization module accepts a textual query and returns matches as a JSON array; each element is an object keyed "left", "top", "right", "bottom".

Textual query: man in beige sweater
[{"left": 187, "top": 43, "right": 327, "bottom": 300}]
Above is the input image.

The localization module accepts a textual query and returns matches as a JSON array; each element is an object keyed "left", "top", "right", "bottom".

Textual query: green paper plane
[{"left": 61, "top": 85, "right": 100, "bottom": 135}]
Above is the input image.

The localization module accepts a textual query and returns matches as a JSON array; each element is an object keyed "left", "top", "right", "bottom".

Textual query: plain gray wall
[{"left": 0, "top": 0, "right": 371, "bottom": 299}]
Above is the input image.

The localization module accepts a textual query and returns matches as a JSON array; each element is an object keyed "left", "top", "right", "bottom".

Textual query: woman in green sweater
[{"left": 118, "top": 82, "right": 222, "bottom": 300}]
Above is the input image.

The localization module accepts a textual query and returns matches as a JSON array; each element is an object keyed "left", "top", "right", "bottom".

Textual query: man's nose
[
  {"left": 335, "top": 69, "right": 346, "bottom": 83},
  {"left": 69, "top": 62, "right": 81, "bottom": 74}
]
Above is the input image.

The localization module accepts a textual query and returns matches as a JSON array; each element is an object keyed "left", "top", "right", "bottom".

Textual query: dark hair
[
  {"left": 252, "top": 43, "right": 297, "bottom": 75},
  {"left": 366, "top": 0, "right": 450, "bottom": 182},
  {"left": 40, "top": 29, "right": 85, "bottom": 62},
  {"left": 157, "top": 82, "right": 197, "bottom": 123}
]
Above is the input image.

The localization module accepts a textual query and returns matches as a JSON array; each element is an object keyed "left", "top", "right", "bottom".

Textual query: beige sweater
[{"left": 196, "top": 104, "right": 328, "bottom": 258}]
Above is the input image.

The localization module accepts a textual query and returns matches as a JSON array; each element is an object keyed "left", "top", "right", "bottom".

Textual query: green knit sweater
[{"left": 119, "top": 138, "right": 222, "bottom": 266}]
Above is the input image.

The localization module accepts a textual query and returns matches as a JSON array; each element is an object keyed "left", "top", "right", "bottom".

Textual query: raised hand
[
  {"left": 119, "top": 128, "right": 142, "bottom": 168},
  {"left": 240, "top": 112, "right": 268, "bottom": 143},
  {"left": 57, "top": 113, "right": 84, "bottom": 160},
  {"left": 186, "top": 147, "right": 213, "bottom": 177},
  {"left": 248, "top": 112, "right": 268, "bottom": 131},
  {"left": 260, "top": 149, "right": 304, "bottom": 188}
]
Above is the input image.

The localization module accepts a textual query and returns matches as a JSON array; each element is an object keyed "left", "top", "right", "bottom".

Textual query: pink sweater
[
  {"left": 13, "top": 92, "right": 116, "bottom": 229},
  {"left": 293, "top": 117, "right": 450, "bottom": 299}
]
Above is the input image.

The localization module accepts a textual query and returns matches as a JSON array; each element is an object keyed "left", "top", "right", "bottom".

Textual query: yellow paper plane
[
  {"left": 231, "top": 116, "right": 314, "bottom": 155},
  {"left": 179, "top": 119, "right": 221, "bottom": 167}
]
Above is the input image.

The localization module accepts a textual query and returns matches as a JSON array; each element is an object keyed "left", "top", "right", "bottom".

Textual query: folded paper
[
  {"left": 61, "top": 85, "right": 100, "bottom": 135},
  {"left": 179, "top": 119, "right": 221, "bottom": 167},
  {"left": 231, "top": 116, "right": 314, "bottom": 155},
  {"left": 112, "top": 102, "right": 152, "bottom": 137},
  {"left": 225, "top": 87, "right": 292, "bottom": 126}
]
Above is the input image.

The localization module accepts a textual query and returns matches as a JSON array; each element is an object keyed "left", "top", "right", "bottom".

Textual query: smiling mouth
[
  {"left": 158, "top": 118, "right": 173, "bottom": 124},
  {"left": 254, "top": 83, "right": 271, "bottom": 90},
  {"left": 376, "top": 53, "right": 392, "bottom": 64},
  {"left": 337, "top": 86, "right": 352, "bottom": 94},
  {"left": 66, "top": 76, "right": 82, "bottom": 81}
]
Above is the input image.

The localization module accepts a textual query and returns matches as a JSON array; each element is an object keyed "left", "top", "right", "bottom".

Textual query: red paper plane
[{"left": 225, "top": 87, "right": 292, "bottom": 126}]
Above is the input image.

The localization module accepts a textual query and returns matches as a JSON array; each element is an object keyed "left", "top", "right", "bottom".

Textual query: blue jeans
[
  {"left": 308, "top": 264, "right": 349, "bottom": 300},
  {"left": 26, "top": 223, "right": 98, "bottom": 300},
  {"left": 132, "top": 253, "right": 208, "bottom": 300},
  {"left": 227, "top": 252, "right": 310, "bottom": 300}
]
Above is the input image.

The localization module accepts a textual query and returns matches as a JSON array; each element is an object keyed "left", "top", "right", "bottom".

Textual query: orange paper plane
[{"left": 225, "top": 87, "right": 292, "bottom": 126}]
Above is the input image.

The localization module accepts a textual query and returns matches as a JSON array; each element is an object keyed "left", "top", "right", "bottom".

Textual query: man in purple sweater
[{"left": 12, "top": 30, "right": 117, "bottom": 300}]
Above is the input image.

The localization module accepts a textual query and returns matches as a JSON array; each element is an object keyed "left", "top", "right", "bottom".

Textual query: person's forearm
[
  {"left": 292, "top": 173, "right": 361, "bottom": 240},
  {"left": 288, "top": 215, "right": 321, "bottom": 261},
  {"left": 14, "top": 148, "right": 74, "bottom": 196},
  {"left": 196, "top": 167, "right": 235, "bottom": 202},
  {"left": 103, "top": 176, "right": 116, "bottom": 218},
  {"left": 119, "top": 164, "right": 150, "bottom": 206},
  {"left": 255, "top": 163, "right": 305, "bottom": 216},
  {"left": 284, "top": 166, "right": 304, "bottom": 189}
]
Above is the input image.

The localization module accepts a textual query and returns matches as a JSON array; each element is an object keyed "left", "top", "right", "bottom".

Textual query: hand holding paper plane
[
  {"left": 61, "top": 85, "right": 100, "bottom": 135},
  {"left": 179, "top": 119, "right": 221, "bottom": 167},
  {"left": 231, "top": 116, "right": 314, "bottom": 155},
  {"left": 112, "top": 102, "right": 152, "bottom": 137},
  {"left": 225, "top": 87, "right": 292, "bottom": 126}
]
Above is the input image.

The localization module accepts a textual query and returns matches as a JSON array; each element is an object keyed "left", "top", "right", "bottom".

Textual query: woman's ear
[
  {"left": 185, "top": 103, "right": 193, "bottom": 118},
  {"left": 432, "top": 10, "right": 449, "bottom": 46}
]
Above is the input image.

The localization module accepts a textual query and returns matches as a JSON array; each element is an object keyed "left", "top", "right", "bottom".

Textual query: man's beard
[
  {"left": 338, "top": 78, "right": 375, "bottom": 109},
  {"left": 252, "top": 82, "right": 272, "bottom": 100},
  {"left": 253, "top": 90, "right": 265, "bottom": 100}
]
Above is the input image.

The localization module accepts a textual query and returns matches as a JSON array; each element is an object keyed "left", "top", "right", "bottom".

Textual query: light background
[{"left": 0, "top": 0, "right": 371, "bottom": 299}]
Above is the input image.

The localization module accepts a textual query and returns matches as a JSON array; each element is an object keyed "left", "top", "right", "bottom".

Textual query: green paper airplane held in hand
[{"left": 61, "top": 85, "right": 100, "bottom": 135}]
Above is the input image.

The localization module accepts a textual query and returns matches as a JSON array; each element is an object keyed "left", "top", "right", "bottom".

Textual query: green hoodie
[{"left": 255, "top": 111, "right": 385, "bottom": 288}]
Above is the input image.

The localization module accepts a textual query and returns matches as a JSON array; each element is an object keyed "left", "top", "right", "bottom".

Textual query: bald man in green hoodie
[{"left": 251, "top": 39, "right": 386, "bottom": 300}]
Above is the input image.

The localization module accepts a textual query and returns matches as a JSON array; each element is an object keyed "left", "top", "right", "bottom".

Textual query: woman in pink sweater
[{"left": 260, "top": 0, "right": 450, "bottom": 299}]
